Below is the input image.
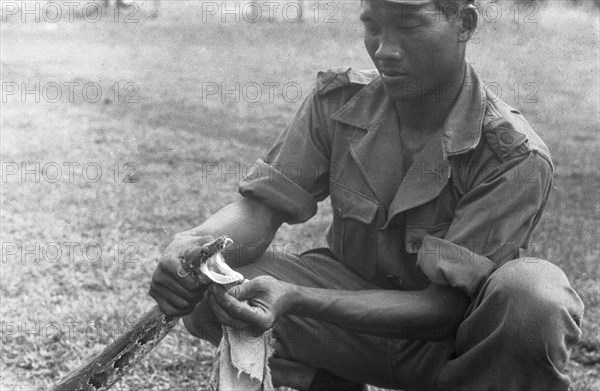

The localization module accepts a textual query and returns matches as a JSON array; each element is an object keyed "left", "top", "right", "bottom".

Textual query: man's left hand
[{"left": 208, "top": 276, "right": 295, "bottom": 332}]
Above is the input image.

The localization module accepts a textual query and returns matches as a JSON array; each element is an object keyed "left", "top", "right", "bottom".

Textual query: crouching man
[{"left": 149, "top": 0, "right": 584, "bottom": 389}]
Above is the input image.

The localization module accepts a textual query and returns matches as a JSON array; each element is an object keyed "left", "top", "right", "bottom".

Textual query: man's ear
[{"left": 458, "top": 4, "right": 478, "bottom": 42}]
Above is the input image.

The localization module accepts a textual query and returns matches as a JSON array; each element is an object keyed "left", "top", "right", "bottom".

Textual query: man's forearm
[
  {"left": 287, "top": 283, "right": 469, "bottom": 341},
  {"left": 178, "top": 197, "right": 285, "bottom": 267}
]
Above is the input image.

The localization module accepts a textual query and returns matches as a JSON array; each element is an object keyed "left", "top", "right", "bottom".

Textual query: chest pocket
[
  {"left": 329, "top": 182, "right": 382, "bottom": 281},
  {"left": 405, "top": 222, "right": 452, "bottom": 254}
]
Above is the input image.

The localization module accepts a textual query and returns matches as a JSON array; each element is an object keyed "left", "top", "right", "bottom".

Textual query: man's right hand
[{"left": 149, "top": 233, "right": 215, "bottom": 317}]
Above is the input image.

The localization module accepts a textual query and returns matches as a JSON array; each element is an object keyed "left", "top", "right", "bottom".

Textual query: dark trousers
[{"left": 184, "top": 249, "right": 584, "bottom": 391}]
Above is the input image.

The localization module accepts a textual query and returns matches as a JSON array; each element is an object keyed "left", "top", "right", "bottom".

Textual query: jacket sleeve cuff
[
  {"left": 416, "top": 236, "right": 498, "bottom": 297},
  {"left": 238, "top": 159, "right": 318, "bottom": 224}
]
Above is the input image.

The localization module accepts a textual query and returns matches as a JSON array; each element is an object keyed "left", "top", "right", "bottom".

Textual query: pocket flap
[
  {"left": 405, "top": 223, "right": 451, "bottom": 254},
  {"left": 331, "top": 183, "right": 379, "bottom": 225}
]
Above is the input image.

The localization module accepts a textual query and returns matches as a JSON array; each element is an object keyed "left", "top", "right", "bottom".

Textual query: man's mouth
[
  {"left": 381, "top": 72, "right": 408, "bottom": 85},
  {"left": 381, "top": 69, "right": 407, "bottom": 77},
  {"left": 379, "top": 68, "right": 408, "bottom": 82}
]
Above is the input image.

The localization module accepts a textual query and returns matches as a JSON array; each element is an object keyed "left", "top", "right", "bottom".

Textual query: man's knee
[
  {"left": 486, "top": 258, "right": 584, "bottom": 356},
  {"left": 490, "top": 259, "right": 582, "bottom": 314}
]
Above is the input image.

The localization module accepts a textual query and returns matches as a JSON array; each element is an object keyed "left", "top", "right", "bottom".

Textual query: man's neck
[{"left": 395, "top": 64, "right": 467, "bottom": 137}]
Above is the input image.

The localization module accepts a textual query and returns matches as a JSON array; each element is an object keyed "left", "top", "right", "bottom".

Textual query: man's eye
[
  {"left": 395, "top": 23, "right": 421, "bottom": 31},
  {"left": 395, "top": 15, "right": 425, "bottom": 30}
]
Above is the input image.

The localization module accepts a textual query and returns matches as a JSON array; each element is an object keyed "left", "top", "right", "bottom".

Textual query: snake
[{"left": 50, "top": 236, "right": 243, "bottom": 391}]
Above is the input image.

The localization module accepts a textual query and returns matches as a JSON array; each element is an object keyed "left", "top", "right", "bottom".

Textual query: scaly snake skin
[{"left": 51, "top": 237, "right": 236, "bottom": 391}]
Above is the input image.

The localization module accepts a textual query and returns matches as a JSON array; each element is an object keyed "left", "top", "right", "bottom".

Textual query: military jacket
[{"left": 239, "top": 63, "right": 553, "bottom": 297}]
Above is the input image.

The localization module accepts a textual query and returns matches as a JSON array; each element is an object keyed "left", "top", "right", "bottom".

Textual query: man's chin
[{"left": 382, "top": 82, "right": 422, "bottom": 103}]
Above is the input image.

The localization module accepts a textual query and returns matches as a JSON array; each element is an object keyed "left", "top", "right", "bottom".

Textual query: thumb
[{"left": 227, "top": 280, "right": 257, "bottom": 301}]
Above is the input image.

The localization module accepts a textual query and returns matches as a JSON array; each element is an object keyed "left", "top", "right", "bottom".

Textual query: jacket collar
[
  {"left": 330, "top": 63, "right": 487, "bottom": 227},
  {"left": 331, "top": 62, "right": 486, "bottom": 156}
]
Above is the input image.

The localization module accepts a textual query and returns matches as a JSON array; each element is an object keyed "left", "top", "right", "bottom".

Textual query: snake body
[{"left": 51, "top": 237, "right": 239, "bottom": 391}]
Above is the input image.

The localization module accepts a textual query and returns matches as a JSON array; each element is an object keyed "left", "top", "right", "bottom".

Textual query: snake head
[{"left": 181, "top": 236, "right": 244, "bottom": 285}]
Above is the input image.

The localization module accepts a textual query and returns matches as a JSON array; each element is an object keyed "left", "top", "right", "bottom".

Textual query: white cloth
[{"left": 209, "top": 326, "right": 275, "bottom": 391}]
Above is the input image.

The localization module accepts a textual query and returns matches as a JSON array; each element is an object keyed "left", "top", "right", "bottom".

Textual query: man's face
[{"left": 360, "top": 0, "right": 465, "bottom": 101}]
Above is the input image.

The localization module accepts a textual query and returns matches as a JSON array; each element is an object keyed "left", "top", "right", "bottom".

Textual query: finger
[
  {"left": 149, "top": 284, "right": 195, "bottom": 310},
  {"left": 151, "top": 279, "right": 198, "bottom": 304},
  {"left": 211, "top": 285, "right": 272, "bottom": 330},
  {"left": 212, "top": 284, "right": 247, "bottom": 311},
  {"left": 214, "top": 290, "right": 266, "bottom": 325},
  {"left": 208, "top": 293, "right": 251, "bottom": 330},
  {"left": 150, "top": 294, "right": 191, "bottom": 317},
  {"left": 272, "top": 340, "right": 291, "bottom": 359},
  {"left": 152, "top": 273, "right": 205, "bottom": 302},
  {"left": 152, "top": 268, "right": 205, "bottom": 299},
  {"left": 226, "top": 280, "right": 256, "bottom": 301},
  {"left": 207, "top": 290, "right": 249, "bottom": 328},
  {"left": 157, "top": 260, "right": 205, "bottom": 292},
  {"left": 153, "top": 258, "right": 202, "bottom": 291},
  {"left": 211, "top": 285, "right": 248, "bottom": 317}
]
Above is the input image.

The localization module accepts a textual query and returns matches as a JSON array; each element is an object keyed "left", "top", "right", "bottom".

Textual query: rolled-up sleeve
[
  {"left": 416, "top": 151, "right": 553, "bottom": 297},
  {"left": 239, "top": 90, "right": 331, "bottom": 224}
]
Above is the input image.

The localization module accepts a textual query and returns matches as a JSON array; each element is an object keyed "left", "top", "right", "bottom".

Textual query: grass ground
[{"left": 1, "top": 1, "right": 598, "bottom": 390}]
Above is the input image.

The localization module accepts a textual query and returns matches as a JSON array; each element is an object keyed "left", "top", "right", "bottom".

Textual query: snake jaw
[
  {"left": 182, "top": 236, "right": 243, "bottom": 285},
  {"left": 199, "top": 252, "right": 244, "bottom": 285}
]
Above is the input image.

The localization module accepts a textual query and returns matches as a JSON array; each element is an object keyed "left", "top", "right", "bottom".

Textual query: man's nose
[{"left": 374, "top": 33, "right": 403, "bottom": 62}]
